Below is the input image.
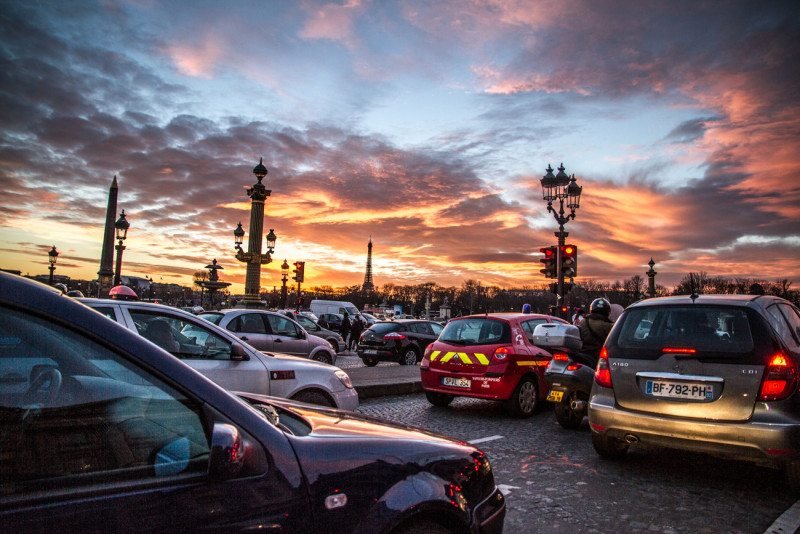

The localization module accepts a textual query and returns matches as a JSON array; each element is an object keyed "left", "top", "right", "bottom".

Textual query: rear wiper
[{"left": 440, "top": 338, "right": 467, "bottom": 345}]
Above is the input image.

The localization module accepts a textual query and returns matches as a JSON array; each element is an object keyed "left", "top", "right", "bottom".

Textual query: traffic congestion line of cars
[{"left": 0, "top": 273, "right": 506, "bottom": 531}]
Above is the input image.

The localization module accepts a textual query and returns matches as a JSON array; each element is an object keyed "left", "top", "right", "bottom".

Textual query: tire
[
  {"left": 506, "top": 377, "right": 538, "bottom": 418},
  {"left": 554, "top": 392, "right": 585, "bottom": 429},
  {"left": 393, "top": 519, "right": 451, "bottom": 534},
  {"left": 328, "top": 339, "right": 340, "bottom": 353},
  {"left": 363, "top": 357, "right": 379, "bottom": 367},
  {"left": 591, "top": 431, "right": 629, "bottom": 459},
  {"left": 425, "top": 391, "right": 454, "bottom": 407},
  {"left": 292, "top": 390, "right": 335, "bottom": 407},
  {"left": 399, "top": 347, "right": 418, "bottom": 366},
  {"left": 312, "top": 351, "right": 333, "bottom": 365}
]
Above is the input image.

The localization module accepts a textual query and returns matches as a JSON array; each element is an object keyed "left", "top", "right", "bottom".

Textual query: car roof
[
  {"left": 79, "top": 297, "right": 202, "bottom": 317},
  {"left": 627, "top": 294, "right": 784, "bottom": 309},
  {"left": 451, "top": 312, "right": 559, "bottom": 321}
]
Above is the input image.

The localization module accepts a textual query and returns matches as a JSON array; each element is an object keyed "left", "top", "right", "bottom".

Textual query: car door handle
[{"left": 240, "top": 336, "right": 248, "bottom": 341}]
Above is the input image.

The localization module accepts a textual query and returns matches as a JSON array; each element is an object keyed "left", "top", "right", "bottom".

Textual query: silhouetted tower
[
  {"left": 362, "top": 237, "right": 374, "bottom": 293},
  {"left": 97, "top": 175, "right": 118, "bottom": 297}
]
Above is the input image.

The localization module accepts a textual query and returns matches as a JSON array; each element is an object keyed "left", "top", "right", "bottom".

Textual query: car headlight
[{"left": 335, "top": 370, "right": 353, "bottom": 389}]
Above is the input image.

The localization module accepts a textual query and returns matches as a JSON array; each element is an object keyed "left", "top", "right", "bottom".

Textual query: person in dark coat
[
  {"left": 577, "top": 298, "right": 614, "bottom": 364},
  {"left": 340, "top": 312, "right": 352, "bottom": 351},
  {"left": 349, "top": 315, "right": 364, "bottom": 351}
]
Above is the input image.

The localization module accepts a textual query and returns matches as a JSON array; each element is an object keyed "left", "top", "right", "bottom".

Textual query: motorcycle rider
[{"left": 577, "top": 298, "right": 613, "bottom": 365}]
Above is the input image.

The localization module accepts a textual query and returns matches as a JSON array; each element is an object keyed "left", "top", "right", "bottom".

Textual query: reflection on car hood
[{"left": 261, "top": 351, "right": 337, "bottom": 369}]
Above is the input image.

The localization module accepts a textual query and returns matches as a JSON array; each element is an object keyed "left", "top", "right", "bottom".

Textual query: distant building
[{"left": 362, "top": 237, "right": 375, "bottom": 294}]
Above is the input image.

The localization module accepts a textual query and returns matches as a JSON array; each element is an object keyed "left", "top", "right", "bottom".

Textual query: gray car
[
  {"left": 589, "top": 294, "right": 800, "bottom": 487},
  {"left": 81, "top": 298, "right": 357, "bottom": 410},
  {"left": 200, "top": 309, "right": 337, "bottom": 365}
]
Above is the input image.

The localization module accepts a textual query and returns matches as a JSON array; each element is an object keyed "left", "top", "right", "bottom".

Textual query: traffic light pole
[
  {"left": 556, "top": 230, "right": 567, "bottom": 309},
  {"left": 296, "top": 281, "right": 302, "bottom": 312}
]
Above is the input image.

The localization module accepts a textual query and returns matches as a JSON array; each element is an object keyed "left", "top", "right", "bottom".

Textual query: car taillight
[
  {"left": 758, "top": 352, "right": 798, "bottom": 401},
  {"left": 595, "top": 346, "right": 612, "bottom": 388},
  {"left": 384, "top": 332, "right": 406, "bottom": 341},
  {"left": 567, "top": 362, "right": 582, "bottom": 371},
  {"left": 553, "top": 352, "right": 569, "bottom": 361},
  {"left": 424, "top": 345, "right": 433, "bottom": 358},
  {"left": 494, "top": 346, "right": 511, "bottom": 360}
]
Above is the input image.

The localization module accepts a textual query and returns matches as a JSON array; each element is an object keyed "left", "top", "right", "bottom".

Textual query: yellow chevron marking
[
  {"left": 430, "top": 350, "right": 441, "bottom": 361},
  {"left": 440, "top": 351, "right": 456, "bottom": 363},
  {"left": 456, "top": 352, "right": 473, "bottom": 364},
  {"left": 474, "top": 353, "right": 490, "bottom": 365}
]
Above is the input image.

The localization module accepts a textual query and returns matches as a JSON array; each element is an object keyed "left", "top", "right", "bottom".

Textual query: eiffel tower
[{"left": 362, "top": 237, "right": 375, "bottom": 294}]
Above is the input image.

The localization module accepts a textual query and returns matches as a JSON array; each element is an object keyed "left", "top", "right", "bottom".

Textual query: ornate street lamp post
[
  {"left": 646, "top": 258, "right": 658, "bottom": 298},
  {"left": 233, "top": 158, "right": 277, "bottom": 307},
  {"left": 540, "top": 163, "right": 582, "bottom": 309},
  {"left": 280, "top": 259, "right": 289, "bottom": 309},
  {"left": 113, "top": 210, "right": 129, "bottom": 286},
  {"left": 48, "top": 245, "right": 59, "bottom": 285}
]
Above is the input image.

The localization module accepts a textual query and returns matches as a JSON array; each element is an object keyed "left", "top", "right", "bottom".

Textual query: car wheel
[
  {"left": 328, "top": 339, "right": 340, "bottom": 353},
  {"left": 554, "top": 392, "right": 585, "bottom": 429},
  {"left": 312, "top": 352, "right": 333, "bottom": 365},
  {"left": 399, "top": 348, "right": 418, "bottom": 366},
  {"left": 292, "top": 389, "right": 335, "bottom": 407},
  {"left": 363, "top": 357, "right": 379, "bottom": 367},
  {"left": 393, "top": 519, "right": 451, "bottom": 534},
  {"left": 591, "top": 431, "right": 629, "bottom": 459},
  {"left": 506, "top": 377, "right": 538, "bottom": 418},
  {"left": 425, "top": 391, "right": 454, "bottom": 407}
]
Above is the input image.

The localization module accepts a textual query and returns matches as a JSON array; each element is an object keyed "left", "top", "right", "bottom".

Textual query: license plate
[
  {"left": 364, "top": 349, "right": 377, "bottom": 355},
  {"left": 442, "top": 376, "right": 471, "bottom": 388},
  {"left": 547, "top": 389, "right": 564, "bottom": 403},
  {"left": 645, "top": 380, "right": 714, "bottom": 400}
]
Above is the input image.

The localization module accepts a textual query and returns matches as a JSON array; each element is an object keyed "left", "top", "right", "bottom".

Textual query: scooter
[{"left": 532, "top": 323, "right": 593, "bottom": 429}]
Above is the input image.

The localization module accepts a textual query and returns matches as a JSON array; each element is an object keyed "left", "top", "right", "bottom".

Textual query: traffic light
[
  {"left": 292, "top": 261, "right": 305, "bottom": 283},
  {"left": 560, "top": 244, "right": 578, "bottom": 278},
  {"left": 539, "top": 246, "right": 557, "bottom": 279}
]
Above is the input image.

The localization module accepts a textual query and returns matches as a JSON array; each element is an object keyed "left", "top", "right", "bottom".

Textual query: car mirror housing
[
  {"left": 231, "top": 343, "right": 250, "bottom": 361},
  {"left": 209, "top": 423, "right": 244, "bottom": 481}
]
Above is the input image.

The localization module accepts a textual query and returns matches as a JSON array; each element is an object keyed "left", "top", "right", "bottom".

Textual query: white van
[{"left": 310, "top": 300, "right": 361, "bottom": 318}]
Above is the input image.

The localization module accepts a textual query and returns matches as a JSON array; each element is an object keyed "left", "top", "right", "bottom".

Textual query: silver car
[
  {"left": 81, "top": 299, "right": 358, "bottom": 410},
  {"left": 200, "top": 309, "right": 337, "bottom": 365},
  {"left": 279, "top": 310, "right": 345, "bottom": 353},
  {"left": 589, "top": 294, "right": 800, "bottom": 487}
]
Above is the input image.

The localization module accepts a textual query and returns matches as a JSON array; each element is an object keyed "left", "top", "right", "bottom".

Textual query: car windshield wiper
[{"left": 439, "top": 338, "right": 467, "bottom": 345}]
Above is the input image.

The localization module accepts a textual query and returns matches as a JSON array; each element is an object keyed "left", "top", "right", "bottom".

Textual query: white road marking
[
  {"left": 764, "top": 500, "right": 800, "bottom": 534},
  {"left": 468, "top": 435, "right": 504, "bottom": 444},
  {"left": 497, "top": 484, "right": 520, "bottom": 496}
]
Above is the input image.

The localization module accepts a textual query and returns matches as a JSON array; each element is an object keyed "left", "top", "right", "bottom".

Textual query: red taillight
[
  {"left": 662, "top": 347, "right": 697, "bottom": 354},
  {"left": 567, "top": 363, "right": 582, "bottom": 371},
  {"left": 384, "top": 332, "right": 407, "bottom": 341},
  {"left": 553, "top": 352, "right": 569, "bottom": 361},
  {"left": 494, "top": 346, "right": 512, "bottom": 360},
  {"left": 759, "top": 352, "right": 798, "bottom": 401},
  {"left": 595, "top": 346, "right": 612, "bottom": 388}
]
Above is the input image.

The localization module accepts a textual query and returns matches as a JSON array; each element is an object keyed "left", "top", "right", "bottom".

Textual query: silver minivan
[{"left": 589, "top": 294, "right": 800, "bottom": 487}]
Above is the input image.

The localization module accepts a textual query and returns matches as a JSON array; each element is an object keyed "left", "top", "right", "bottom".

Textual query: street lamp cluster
[
  {"left": 48, "top": 245, "right": 59, "bottom": 285},
  {"left": 539, "top": 163, "right": 583, "bottom": 307},
  {"left": 113, "top": 210, "right": 130, "bottom": 286}
]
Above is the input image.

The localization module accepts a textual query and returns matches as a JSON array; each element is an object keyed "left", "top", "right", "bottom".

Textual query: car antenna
[{"left": 689, "top": 273, "right": 699, "bottom": 302}]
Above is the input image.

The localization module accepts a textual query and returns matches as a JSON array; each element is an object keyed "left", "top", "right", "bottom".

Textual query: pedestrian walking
[
  {"left": 340, "top": 312, "right": 352, "bottom": 351},
  {"left": 349, "top": 314, "right": 364, "bottom": 351}
]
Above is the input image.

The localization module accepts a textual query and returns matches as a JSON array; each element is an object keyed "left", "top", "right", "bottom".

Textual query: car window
[
  {"left": 266, "top": 315, "right": 301, "bottom": 338},
  {"left": 439, "top": 319, "right": 511, "bottom": 345},
  {"left": 431, "top": 323, "right": 443, "bottom": 336},
  {"left": 409, "top": 322, "right": 431, "bottom": 335},
  {"left": 198, "top": 312, "right": 223, "bottom": 325},
  {"left": 0, "top": 306, "right": 210, "bottom": 497},
  {"left": 129, "top": 310, "right": 232, "bottom": 360},
  {"left": 369, "top": 322, "right": 403, "bottom": 334},
  {"left": 92, "top": 306, "right": 117, "bottom": 321},
  {"left": 768, "top": 304, "right": 800, "bottom": 351},
  {"left": 231, "top": 313, "right": 268, "bottom": 334},
  {"left": 777, "top": 304, "right": 800, "bottom": 350},
  {"left": 521, "top": 319, "right": 548, "bottom": 341},
  {"left": 295, "top": 315, "right": 316, "bottom": 330}
]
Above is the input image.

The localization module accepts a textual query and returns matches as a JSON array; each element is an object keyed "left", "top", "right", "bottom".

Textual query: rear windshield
[
  {"left": 199, "top": 313, "right": 223, "bottom": 325},
  {"left": 439, "top": 318, "right": 511, "bottom": 346},
  {"left": 609, "top": 305, "right": 776, "bottom": 363},
  {"left": 369, "top": 322, "right": 403, "bottom": 334}
]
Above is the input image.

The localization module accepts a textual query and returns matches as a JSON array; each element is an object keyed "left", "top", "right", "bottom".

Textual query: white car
[{"left": 81, "top": 298, "right": 358, "bottom": 410}]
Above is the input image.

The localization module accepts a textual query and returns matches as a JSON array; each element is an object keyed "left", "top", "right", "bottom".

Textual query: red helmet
[{"left": 109, "top": 285, "right": 138, "bottom": 301}]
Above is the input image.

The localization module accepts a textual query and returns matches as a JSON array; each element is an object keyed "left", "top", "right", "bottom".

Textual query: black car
[
  {"left": 318, "top": 312, "right": 344, "bottom": 331},
  {"left": 358, "top": 319, "right": 444, "bottom": 366},
  {"left": 0, "top": 273, "right": 505, "bottom": 532}
]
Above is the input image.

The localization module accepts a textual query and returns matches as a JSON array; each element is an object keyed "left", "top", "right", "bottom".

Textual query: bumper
[
  {"left": 589, "top": 389, "right": 800, "bottom": 462},
  {"left": 471, "top": 487, "right": 506, "bottom": 534},
  {"left": 332, "top": 387, "right": 360, "bottom": 411},
  {"left": 357, "top": 348, "right": 396, "bottom": 362},
  {"left": 421, "top": 366, "right": 518, "bottom": 401}
]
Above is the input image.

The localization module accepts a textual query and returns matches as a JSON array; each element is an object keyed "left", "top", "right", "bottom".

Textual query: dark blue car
[{"left": 0, "top": 273, "right": 505, "bottom": 532}]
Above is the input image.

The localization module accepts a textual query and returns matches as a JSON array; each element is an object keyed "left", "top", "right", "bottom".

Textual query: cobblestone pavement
[{"left": 357, "top": 393, "right": 795, "bottom": 533}]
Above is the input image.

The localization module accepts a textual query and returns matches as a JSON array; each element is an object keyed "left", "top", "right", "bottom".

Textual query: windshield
[
  {"left": 369, "top": 322, "right": 403, "bottom": 334},
  {"left": 439, "top": 318, "right": 510, "bottom": 345},
  {"left": 198, "top": 313, "right": 223, "bottom": 325}
]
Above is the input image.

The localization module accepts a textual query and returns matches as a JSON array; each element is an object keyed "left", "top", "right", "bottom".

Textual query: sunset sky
[{"left": 1, "top": 0, "right": 798, "bottom": 293}]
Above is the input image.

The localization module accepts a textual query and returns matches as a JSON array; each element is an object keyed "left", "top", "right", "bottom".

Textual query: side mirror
[
  {"left": 231, "top": 343, "right": 250, "bottom": 361},
  {"left": 209, "top": 423, "right": 244, "bottom": 481}
]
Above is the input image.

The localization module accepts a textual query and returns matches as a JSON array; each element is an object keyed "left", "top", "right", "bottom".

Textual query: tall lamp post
[
  {"left": 113, "top": 210, "right": 129, "bottom": 286},
  {"left": 232, "top": 158, "right": 277, "bottom": 307},
  {"left": 48, "top": 245, "right": 59, "bottom": 285},
  {"left": 280, "top": 259, "right": 289, "bottom": 309},
  {"left": 646, "top": 258, "right": 657, "bottom": 298},
  {"left": 540, "top": 163, "right": 582, "bottom": 310}
]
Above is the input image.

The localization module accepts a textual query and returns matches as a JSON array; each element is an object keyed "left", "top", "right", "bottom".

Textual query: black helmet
[{"left": 590, "top": 298, "right": 611, "bottom": 317}]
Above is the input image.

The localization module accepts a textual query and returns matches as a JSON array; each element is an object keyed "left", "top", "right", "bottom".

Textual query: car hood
[
  {"left": 260, "top": 351, "right": 336, "bottom": 369},
  {"left": 236, "top": 393, "right": 494, "bottom": 507}
]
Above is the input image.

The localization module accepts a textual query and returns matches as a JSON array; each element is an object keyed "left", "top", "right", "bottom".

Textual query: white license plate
[
  {"left": 442, "top": 376, "right": 471, "bottom": 388},
  {"left": 646, "top": 380, "right": 713, "bottom": 400},
  {"left": 364, "top": 349, "right": 377, "bottom": 355}
]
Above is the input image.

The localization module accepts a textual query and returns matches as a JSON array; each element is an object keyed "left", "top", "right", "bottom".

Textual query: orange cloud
[{"left": 167, "top": 34, "right": 225, "bottom": 78}]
